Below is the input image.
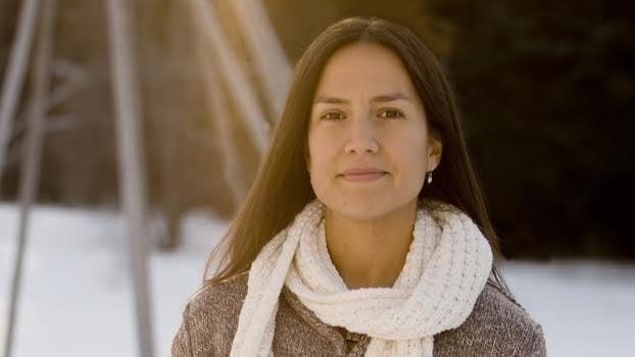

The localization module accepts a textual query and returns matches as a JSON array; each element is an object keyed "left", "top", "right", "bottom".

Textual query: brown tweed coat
[{"left": 172, "top": 272, "right": 546, "bottom": 356}]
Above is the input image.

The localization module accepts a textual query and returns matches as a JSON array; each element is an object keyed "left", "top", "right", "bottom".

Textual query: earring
[{"left": 426, "top": 171, "right": 433, "bottom": 184}]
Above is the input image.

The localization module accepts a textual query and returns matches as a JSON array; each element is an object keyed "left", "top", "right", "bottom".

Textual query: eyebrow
[{"left": 313, "top": 92, "right": 413, "bottom": 105}]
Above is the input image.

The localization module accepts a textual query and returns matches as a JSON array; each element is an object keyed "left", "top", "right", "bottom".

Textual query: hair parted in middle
[{"left": 206, "top": 16, "right": 503, "bottom": 287}]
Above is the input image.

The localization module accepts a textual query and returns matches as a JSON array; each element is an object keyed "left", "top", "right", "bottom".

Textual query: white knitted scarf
[{"left": 230, "top": 200, "right": 493, "bottom": 356}]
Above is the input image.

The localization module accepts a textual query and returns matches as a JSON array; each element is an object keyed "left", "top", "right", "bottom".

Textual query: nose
[{"left": 344, "top": 114, "right": 379, "bottom": 154}]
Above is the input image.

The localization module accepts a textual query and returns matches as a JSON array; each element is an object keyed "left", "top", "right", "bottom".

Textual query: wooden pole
[
  {"left": 2, "top": 0, "right": 55, "bottom": 356},
  {"left": 0, "top": 0, "right": 40, "bottom": 184},
  {"left": 229, "top": 0, "right": 291, "bottom": 118},
  {"left": 104, "top": 0, "right": 154, "bottom": 356},
  {"left": 189, "top": 0, "right": 270, "bottom": 154}
]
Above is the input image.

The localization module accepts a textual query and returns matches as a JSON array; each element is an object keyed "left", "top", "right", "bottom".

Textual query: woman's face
[{"left": 307, "top": 42, "right": 441, "bottom": 222}]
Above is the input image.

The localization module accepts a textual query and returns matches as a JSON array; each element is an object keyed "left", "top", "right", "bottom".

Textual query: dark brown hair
[{"left": 206, "top": 17, "right": 506, "bottom": 288}]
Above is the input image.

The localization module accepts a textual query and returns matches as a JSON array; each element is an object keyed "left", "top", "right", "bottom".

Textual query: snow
[{"left": 1, "top": 203, "right": 634, "bottom": 356}]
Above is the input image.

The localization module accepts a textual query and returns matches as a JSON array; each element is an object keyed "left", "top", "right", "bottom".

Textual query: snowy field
[{"left": 1, "top": 203, "right": 634, "bottom": 356}]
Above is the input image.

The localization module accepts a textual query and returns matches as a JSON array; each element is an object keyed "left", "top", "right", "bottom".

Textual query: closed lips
[{"left": 338, "top": 168, "right": 388, "bottom": 181}]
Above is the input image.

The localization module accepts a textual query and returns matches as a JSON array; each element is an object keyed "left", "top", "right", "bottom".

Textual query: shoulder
[
  {"left": 171, "top": 272, "right": 249, "bottom": 356},
  {"left": 435, "top": 282, "right": 546, "bottom": 357},
  {"left": 186, "top": 271, "right": 249, "bottom": 318}
]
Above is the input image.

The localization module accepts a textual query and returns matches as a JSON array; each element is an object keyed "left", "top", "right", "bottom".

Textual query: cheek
[
  {"left": 403, "top": 149, "right": 428, "bottom": 178},
  {"left": 307, "top": 137, "right": 318, "bottom": 172},
  {"left": 308, "top": 132, "right": 341, "bottom": 195},
  {"left": 392, "top": 133, "right": 429, "bottom": 180},
  {"left": 308, "top": 131, "right": 336, "bottom": 169},
  {"left": 308, "top": 150, "right": 331, "bottom": 196}
]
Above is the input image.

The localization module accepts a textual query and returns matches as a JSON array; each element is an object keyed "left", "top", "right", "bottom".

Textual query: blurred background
[{"left": 0, "top": 0, "right": 634, "bottom": 356}]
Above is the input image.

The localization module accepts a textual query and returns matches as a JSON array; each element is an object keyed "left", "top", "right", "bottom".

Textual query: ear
[{"left": 426, "top": 135, "right": 442, "bottom": 172}]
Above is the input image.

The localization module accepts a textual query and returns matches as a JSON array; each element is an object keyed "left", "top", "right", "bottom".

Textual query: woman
[{"left": 172, "top": 17, "right": 545, "bottom": 356}]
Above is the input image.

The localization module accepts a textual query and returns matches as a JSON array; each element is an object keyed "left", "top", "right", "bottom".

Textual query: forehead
[{"left": 314, "top": 42, "right": 417, "bottom": 99}]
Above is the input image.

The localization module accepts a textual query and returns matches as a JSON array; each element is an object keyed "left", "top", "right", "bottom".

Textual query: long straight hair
[{"left": 206, "top": 17, "right": 507, "bottom": 289}]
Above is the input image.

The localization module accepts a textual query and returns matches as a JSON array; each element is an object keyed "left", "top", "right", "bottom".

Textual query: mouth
[{"left": 338, "top": 168, "right": 388, "bottom": 182}]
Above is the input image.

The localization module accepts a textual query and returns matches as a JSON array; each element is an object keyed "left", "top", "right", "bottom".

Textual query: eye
[
  {"left": 378, "top": 108, "right": 405, "bottom": 119},
  {"left": 320, "top": 110, "right": 346, "bottom": 121}
]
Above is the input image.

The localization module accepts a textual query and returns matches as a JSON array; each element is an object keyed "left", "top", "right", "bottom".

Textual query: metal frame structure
[
  {"left": 1, "top": 0, "right": 154, "bottom": 356},
  {"left": 1, "top": 0, "right": 291, "bottom": 356}
]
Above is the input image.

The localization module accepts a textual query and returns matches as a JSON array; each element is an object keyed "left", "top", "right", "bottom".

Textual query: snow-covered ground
[{"left": 1, "top": 204, "right": 634, "bottom": 356}]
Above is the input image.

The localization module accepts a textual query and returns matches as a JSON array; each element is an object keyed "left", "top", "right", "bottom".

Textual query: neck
[{"left": 324, "top": 200, "right": 417, "bottom": 289}]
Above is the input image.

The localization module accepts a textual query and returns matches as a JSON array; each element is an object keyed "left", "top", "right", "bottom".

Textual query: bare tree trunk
[{"left": 136, "top": 2, "right": 183, "bottom": 250}]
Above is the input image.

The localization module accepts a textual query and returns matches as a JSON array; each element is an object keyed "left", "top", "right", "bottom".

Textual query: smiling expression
[{"left": 307, "top": 42, "right": 442, "bottom": 222}]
